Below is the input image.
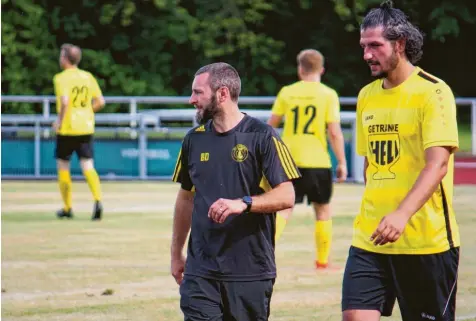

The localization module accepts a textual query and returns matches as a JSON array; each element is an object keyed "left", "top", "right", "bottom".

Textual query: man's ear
[
  {"left": 395, "top": 38, "right": 406, "bottom": 55},
  {"left": 217, "top": 87, "right": 229, "bottom": 103}
]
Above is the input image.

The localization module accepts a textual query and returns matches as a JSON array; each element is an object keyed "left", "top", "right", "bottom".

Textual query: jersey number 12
[{"left": 291, "top": 105, "right": 316, "bottom": 134}]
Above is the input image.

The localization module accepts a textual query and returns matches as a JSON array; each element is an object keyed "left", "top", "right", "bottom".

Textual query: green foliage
[{"left": 2, "top": 0, "right": 475, "bottom": 114}]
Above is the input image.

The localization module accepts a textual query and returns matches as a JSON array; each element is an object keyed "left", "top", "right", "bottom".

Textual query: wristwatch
[{"left": 242, "top": 196, "right": 252, "bottom": 213}]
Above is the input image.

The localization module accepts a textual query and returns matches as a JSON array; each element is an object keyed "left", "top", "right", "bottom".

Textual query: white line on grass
[{"left": 457, "top": 314, "right": 476, "bottom": 321}]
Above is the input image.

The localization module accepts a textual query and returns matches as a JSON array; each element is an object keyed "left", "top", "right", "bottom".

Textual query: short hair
[
  {"left": 61, "top": 43, "right": 82, "bottom": 65},
  {"left": 195, "top": 62, "right": 241, "bottom": 102},
  {"left": 297, "top": 49, "right": 324, "bottom": 74},
  {"left": 361, "top": 0, "right": 424, "bottom": 64}
]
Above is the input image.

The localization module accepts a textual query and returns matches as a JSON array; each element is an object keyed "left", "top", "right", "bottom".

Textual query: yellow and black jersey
[
  {"left": 53, "top": 68, "right": 102, "bottom": 136},
  {"left": 271, "top": 81, "right": 340, "bottom": 168},
  {"left": 354, "top": 67, "right": 460, "bottom": 255},
  {"left": 172, "top": 114, "right": 301, "bottom": 281}
]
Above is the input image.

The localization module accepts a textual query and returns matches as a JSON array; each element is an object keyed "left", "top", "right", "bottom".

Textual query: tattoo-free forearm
[
  {"left": 57, "top": 102, "right": 68, "bottom": 129},
  {"left": 329, "top": 131, "right": 346, "bottom": 165},
  {"left": 397, "top": 157, "right": 448, "bottom": 219},
  {"left": 171, "top": 189, "right": 194, "bottom": 259},
  {"left": 250, "top": 181, "right": 294, "bottom": 213}
]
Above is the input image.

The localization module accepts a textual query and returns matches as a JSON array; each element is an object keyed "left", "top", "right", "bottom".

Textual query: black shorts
[
  {"left": 180, "top": 276, "right": 274, "bottom": 321},
  {"left": 293, "top": 168, "right": 333, "bottom": 205},
  {"left": 55, "top": 134, "right": 94, "bottom": 161},
  {"left": 342, "top": 246, "right": 459, "bottom": 321}
]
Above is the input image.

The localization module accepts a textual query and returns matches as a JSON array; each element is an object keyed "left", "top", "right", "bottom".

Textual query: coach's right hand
[{"left": 171, "top": 255, "right": 186, "bottom": 285}]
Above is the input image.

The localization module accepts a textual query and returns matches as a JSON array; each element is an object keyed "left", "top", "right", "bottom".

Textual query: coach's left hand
[
  {"left": 370, "top": 210, "right": 410, "bottom": 246},
  {"left": 209, "top": 198, "right": 247, "bottom": 224}
]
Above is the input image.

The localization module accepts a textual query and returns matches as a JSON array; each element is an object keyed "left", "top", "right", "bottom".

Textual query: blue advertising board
[{"left": 1, "top": 138, "right": 353, "bottom": 179}]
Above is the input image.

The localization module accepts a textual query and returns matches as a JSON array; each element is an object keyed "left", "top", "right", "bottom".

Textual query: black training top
[{"left": 172, "top": 114, "right": 300, "bottom": 281}]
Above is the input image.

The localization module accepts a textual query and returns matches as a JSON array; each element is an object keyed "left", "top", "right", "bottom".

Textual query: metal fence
[
  {"left": 2, "top": 95, "right": 475, "bottom": 155},
  {"left": 0, "top": 110, "right": 362, "bottom": 181},
  {"left": 2, "top": 95, "right": 476, "bottom": 182}
]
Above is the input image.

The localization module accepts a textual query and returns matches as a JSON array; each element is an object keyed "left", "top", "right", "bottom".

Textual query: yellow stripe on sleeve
[
  {"left": 172, "top": 148, "right": 182, "bottom": 182},
  {"left": 278, "top": 141, "right": 300, "bottom": 178},
  {"left": 272, "top": 137, "right": 297, "bottom": 179}
]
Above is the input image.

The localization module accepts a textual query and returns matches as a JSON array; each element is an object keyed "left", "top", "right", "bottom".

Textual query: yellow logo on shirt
[
  {"left": 231, "top": 144, "right": 248, "bottom": 162},
  {"left": 200, "top": 153, "right": 209, "bottom": 162},
  {"left": 368, "top": 133, "right": 400, "bottom": 180}
]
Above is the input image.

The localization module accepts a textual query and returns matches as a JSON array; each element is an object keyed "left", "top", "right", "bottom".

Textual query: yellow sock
[
  {"left": 84, "top": 169, "right": 102, "bottom": 201},
  {"left": 315, "top": 220, "right": 332, "bottom": 265},
  {"left": 58, "top": 169, "right": 72, "bottom": 211},
  {"left": 275, "top": 213, "right": 287, "bottom": 242}
]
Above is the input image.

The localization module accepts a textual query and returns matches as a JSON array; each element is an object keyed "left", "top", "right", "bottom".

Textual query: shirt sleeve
[
  {"left": 260, "top": 129, "right": 301, "bottom": 188},
  {"left": 422, "top": 83, "right": 459, "bottom": 152},
  {"left": 270, "top": 87, "right": 287, "bottom": 116},
  {"left": 356, "top": 89, "right": 367, "bottom": 156},
  {"left": 326, "top": 90, "right": 341, "bottom": 123},
  {"left": 89, "top": 74, "right": 103, "bottom": 98},
  {"left": 171, "top": 136, "right": 194, "bottom": 191}
]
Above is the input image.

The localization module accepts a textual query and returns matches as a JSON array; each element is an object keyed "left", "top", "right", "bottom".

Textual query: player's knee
[
  {"left": 57, "top": 160, "right": 70, "bottom": 171},
  {"left": 80, "top": 158, "right": 94, "bottom": 172},
  {"left": 342, "top": 309, "right": 380, "bottom": 321},
  {"left": 313, "top": 203, "right": 331, "bottom": 220}
]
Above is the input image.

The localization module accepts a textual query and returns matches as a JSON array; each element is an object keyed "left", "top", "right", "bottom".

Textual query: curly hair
[{"left": 361, "top": 0, "right": 424, "bottom": 64}]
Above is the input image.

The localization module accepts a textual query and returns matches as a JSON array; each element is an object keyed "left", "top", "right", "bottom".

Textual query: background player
[
  {"left": 170, "top": 62, "right": 300, "bottom": 321},
  {"left": 342, "top": 1, "right": 460, "bottom": 320},
  {"left": 53, "top": 43, "right": 105, "bottom": 220},
  {"left": 268, "top": 49, "right": 347, "bottom": 269}
]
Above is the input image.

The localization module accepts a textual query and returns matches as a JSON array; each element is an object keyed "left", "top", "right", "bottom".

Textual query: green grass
[{"left": 2, "top": 182, "right": 476, "bottom": 321}]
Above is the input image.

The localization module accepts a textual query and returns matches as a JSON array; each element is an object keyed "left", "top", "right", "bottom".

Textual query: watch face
[{"left": 243, "top": 196, "right": 252, "bottom": 204}]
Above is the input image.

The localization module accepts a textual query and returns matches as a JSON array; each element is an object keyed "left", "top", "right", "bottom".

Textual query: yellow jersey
[
  {"left": 354, "top": 67, "right": 460, "bottom": 255},
  {"left": 271, "top": 81, "right": 341, "bottom": 168},
  {"left": 53, "top": 68, "right": 102, "bottom": 136}
]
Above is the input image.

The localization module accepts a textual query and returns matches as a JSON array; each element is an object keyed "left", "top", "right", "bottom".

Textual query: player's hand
[
  {"left": 208, "top": 198, "right": 247, "bottom": 224},
  {"left": 52, "top": 121, "right": 60, "bottom": 133},
  {"left": 336, "top": 163, "right": 348, "bottom": 183},
  {"left": 171, "top": 255, "right": 186, "bottom": 285},
  {"left": 370, "top": 210, "right": 410, "bottom": 246}
]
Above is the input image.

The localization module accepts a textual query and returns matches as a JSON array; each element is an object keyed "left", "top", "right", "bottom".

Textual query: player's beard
[
  {"left": 196, "top": 94, "right": 219, "bottom": 125},
  {"left": 369, "top": 49, "right": 399, "bottom": 79}
]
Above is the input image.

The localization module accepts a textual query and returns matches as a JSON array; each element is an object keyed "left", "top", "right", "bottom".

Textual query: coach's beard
[{"left": 196, "top": 95, "right": 219, "bottom": 125}]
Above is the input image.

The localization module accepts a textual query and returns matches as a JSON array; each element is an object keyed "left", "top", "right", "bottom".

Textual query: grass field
[{"left": 2, "top": 181, "right": 476, "bottom": 321}]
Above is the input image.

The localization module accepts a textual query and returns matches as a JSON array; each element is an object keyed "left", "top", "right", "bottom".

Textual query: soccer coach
[{"left": 170, "top": 62, "right": 301, "bottom": 321}]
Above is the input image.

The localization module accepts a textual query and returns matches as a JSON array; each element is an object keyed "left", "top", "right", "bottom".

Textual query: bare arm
[
  {"left": 267, "top": 114, "right": 283, "bottom": 128},
  {"left": 327, "top": 122, "right": 346, "bottom": 164},
  {"left": 327, "top": 122, "right": 348, "bottom": 182},
  {"left": 396, "top": 146, "right": 452, "bottom": 218},
  {"left": 250, "top": 181, "right": 294, "bottom": 213},
  {"left": 370, "top": 146, "right": 452, "bottom": 245},
  {"left": 56, "top": 96, "right": 69, "bottom": 131},
  {"left": 92, "top": 96, "right": 106, "bottom": 113},
  {"left": 208, "top": 181, "right": 295, "bottom": 223},
  {"left": 171, "top": 188, "right": 194, "bottom": 259}
]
